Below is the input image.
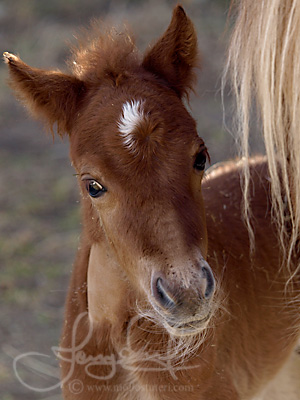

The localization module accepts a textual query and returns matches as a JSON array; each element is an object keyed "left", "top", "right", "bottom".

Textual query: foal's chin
[
  {"left": 150, "top": 301, "right": 212, "bottom": 338},
  {"left": 163, "top": 316, "right": 211, "bottom": 337}
]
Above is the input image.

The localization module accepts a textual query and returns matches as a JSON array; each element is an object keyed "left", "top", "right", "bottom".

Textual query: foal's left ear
[
  {"left": 142, "top": 5, "right": 198, "bottom": 98},
  {"left": 3, "top": 52, "right": 86, "bottom": 136}
]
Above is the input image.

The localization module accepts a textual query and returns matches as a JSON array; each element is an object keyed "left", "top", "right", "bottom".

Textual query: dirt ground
[{"left": 0, "top": 1, "right": 290, "bottom": 400}]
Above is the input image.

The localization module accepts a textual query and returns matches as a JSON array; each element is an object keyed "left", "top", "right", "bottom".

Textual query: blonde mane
[{"left": 224, "top": 0, "right": 300, "bottom": 277}]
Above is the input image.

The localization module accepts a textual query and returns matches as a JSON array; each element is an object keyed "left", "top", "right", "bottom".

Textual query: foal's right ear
[{"left": 3, "top": 52, "right": 86, "bottom": 136}]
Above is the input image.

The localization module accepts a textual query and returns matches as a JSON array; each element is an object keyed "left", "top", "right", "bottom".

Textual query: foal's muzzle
[{"left": 150, "top": 260, "right": 215, "bottom": 335}]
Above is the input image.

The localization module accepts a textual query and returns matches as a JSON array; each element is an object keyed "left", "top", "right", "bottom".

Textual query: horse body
[
  {"left": 205, "top": 158, "right": 300, "bottom": 399},
  {"left": 4, "top": 4, "right": 300, "bottom": 399}
]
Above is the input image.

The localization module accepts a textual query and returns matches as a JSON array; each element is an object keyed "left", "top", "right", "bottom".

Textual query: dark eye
[
  {"left": 193, "top": 150, "right": 207, "bottom": 171},
  {"left": 85, "top": 179, "right": 107, "bottom": 198}
]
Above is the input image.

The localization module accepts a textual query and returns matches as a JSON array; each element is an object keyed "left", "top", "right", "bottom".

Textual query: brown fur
[{"left": 4, "top": 5, "right": 300, "bottom": 400}]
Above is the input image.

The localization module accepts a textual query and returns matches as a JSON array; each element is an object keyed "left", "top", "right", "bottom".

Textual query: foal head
[{"left": 4, "top": 6, "right": 215, "bottom": 337}]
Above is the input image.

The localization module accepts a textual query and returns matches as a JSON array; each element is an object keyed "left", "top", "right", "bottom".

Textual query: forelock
[{"left": 70, "top": 23, "right": 140, "bottom": 85}]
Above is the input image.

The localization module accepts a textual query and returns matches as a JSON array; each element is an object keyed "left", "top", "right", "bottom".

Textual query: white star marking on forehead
[{"left": 118, "top": 100, "right": 145, "bottom": 151}]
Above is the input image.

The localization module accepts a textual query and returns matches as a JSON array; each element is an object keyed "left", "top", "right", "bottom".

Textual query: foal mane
[{"left": 69, "top": 23, "right": 140, "bottom": 86}]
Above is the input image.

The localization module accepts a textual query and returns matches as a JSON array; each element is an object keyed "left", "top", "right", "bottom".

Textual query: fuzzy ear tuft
[
  {"left": 142, "top": 5, "right": 199, "bottom": 98},
  {"left": 3, "top": 52, "right": 86, "bottom": 136},
  {"left": 3, "top": 52, "right": 18, "bottom": 65}
]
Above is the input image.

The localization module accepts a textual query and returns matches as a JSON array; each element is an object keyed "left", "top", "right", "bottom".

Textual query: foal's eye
[
  {"left": 193, "top": 150, "right": 207, "bottom": 171},
  {"left": 84, "top": 179, "right": 107, "bottom": 198}
]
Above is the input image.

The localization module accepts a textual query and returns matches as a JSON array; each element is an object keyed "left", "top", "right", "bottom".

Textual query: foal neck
[{"left": 87, "top": 240, "right": 131, "bottom": 327}]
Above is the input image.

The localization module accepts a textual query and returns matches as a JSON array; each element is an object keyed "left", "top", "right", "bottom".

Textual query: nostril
[
  {"left": 153, "top": 277, "right": 176, "bottom": 309},
  {"left": 201, "top": 265, "right": 215, "bottom": 299}
]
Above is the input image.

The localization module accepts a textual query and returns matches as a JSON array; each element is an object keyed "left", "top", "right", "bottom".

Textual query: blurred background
[{"left": 0, "top": 0, "right": 260, "bottom": 399}]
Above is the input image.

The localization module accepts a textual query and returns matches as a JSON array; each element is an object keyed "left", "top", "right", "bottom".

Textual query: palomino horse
[{"left": 4, "top": 5, "right": 300, "bottom": 400}]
